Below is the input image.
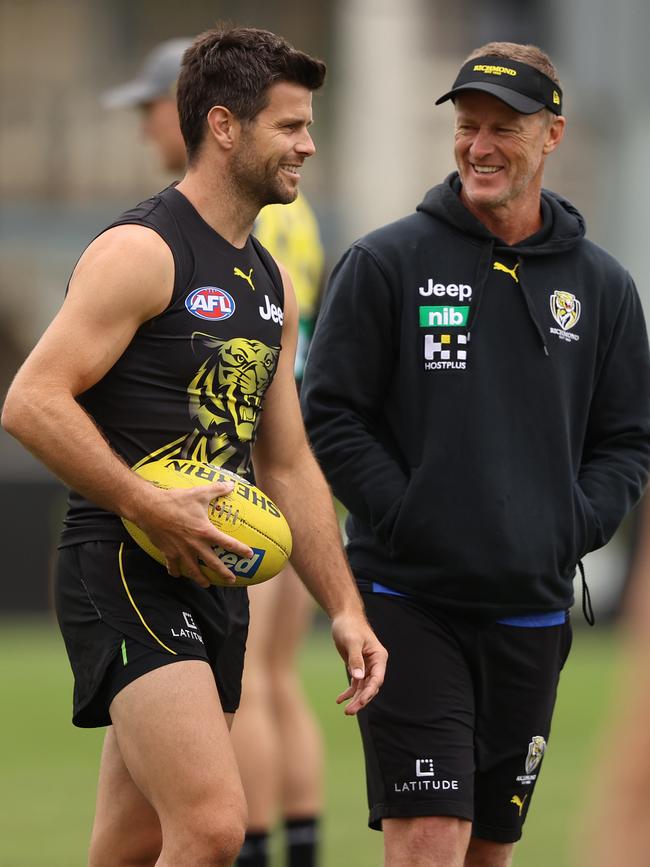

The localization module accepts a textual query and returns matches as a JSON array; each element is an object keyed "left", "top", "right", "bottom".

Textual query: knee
[
  {"left": 384, "top": 815, "right": 471, "bottom": 865},
  {"left": 205, "top": 815, "right": 247, "bottom": 866},
  {"left": 179, "top": 805, "right": 247, "bottom": 866}
]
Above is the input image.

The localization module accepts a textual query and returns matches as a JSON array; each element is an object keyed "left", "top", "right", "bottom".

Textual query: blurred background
[{"left": 0, "top": 0, "right": 648, "bottom": 864}]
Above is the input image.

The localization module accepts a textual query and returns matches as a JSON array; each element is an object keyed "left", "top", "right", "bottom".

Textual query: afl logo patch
[{"left": 186, "top": 287, "right": 235, "bottom": 321}]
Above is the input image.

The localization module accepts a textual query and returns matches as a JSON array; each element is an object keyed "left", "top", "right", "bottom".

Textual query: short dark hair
[{"left": 177, "top": 25, "right": 327, "bottom": 162}]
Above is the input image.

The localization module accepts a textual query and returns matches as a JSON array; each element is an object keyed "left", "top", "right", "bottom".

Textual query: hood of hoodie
[
  {"left": 417, "top": 172, "right": 585, "bottom": 256},
  {"left": 416, "top": 173, "right": 586, "bottom": 354}
]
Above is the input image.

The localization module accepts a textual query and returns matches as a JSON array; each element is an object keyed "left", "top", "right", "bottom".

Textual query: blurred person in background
[
  {"left": 104, "top": 33, "right": 327, "bottom": 867},
  {"left": 302, "top": 41, "right": 650, "bottom": 867},
  {"left": 576, "top": 490, "right": 650, "bottom": 867},
  {"left": 102, "top": 37, "right": 190, "bottom": 173},
  {"left": 2, "top": 26, "right": 386, "bottom": 867}
]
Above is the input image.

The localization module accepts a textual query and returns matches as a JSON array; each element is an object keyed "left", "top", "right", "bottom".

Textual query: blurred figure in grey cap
[{"left": 102, "top": 38, "right": 191, "bottom": 173}]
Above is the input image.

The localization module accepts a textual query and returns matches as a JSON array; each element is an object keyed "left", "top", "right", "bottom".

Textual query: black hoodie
[{"left": 302, "top": 174, "right": 650, "bottom": 619}]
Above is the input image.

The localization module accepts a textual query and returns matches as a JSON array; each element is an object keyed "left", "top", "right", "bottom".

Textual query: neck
[
  {"left": 176, "top": 163, "right": 259, "bottom": 249},
  {"left": 460, "top": 182, "right": 544, "bottom": 246}
]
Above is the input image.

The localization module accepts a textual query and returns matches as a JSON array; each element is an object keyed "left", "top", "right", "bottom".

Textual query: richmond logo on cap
[
  {"left": 186, "top": 286, "right": 235, "bottom": 321},
  {"left": 472, "top": 63, "right": 517, "bottom": 76}
]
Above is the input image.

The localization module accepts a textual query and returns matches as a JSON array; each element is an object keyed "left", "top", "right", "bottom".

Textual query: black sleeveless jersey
[{"left": 61, "top": 185, "right": 285, "bottom": 546}]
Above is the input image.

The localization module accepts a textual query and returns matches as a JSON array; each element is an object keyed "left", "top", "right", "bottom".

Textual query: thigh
[
  {"left": 108, "top": 659, "right": 246, "bottom": 830},
  {"left": 472, "top": 619, "right": 572, "bottom": 843},
  {"left": 358, "top": 593, "right": 476, "bottom": 830}
]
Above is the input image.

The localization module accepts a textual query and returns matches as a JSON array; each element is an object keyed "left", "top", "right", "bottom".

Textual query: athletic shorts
[
  {"left": 357, "top": 592, "right": 572, "bottom": 843},
  {"left": 55, "top": 540, "right": 249, "bottom": 727}
]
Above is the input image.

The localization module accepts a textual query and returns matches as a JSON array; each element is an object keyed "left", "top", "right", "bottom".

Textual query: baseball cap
[
  {"left": 435, "top": 55, "right": 563, "bottom": 115},
  {"left": 102, "top": 37, "right": 193, "bottom": 108}
]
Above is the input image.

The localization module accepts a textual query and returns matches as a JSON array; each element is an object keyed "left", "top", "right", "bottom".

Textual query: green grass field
[{"left": 0, "top": 617, "right": 620, "bottom": 866}]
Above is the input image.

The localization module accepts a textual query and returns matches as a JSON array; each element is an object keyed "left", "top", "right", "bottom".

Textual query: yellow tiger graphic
[{"left": 135, "top": 335, "right": 279, "bottom": 475}]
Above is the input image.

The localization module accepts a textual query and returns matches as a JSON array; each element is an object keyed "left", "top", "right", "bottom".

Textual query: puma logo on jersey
[
  {"left": 493, "top": 261, "right": 520, "bottom": 283},
  {"left": 234, "top": 267, "right": 255, "bottom": 291},
  {"left": 510, "top": 794, "right": 528, "bottom": 816}
]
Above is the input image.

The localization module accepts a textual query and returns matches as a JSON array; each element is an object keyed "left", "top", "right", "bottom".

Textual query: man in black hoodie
[{"left": 302, "top": 42, "right": 650, "bottom": 867}]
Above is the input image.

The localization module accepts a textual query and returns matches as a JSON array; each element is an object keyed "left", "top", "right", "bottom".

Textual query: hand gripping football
[{"left": 122, "top": 458, "right": 292, "bottom": 587}]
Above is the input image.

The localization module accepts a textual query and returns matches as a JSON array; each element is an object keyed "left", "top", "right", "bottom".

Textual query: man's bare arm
[
  {"left": 1, "top": 225, "right": 252, "bottom": 585},
  {"left": 253, "top": 265, "right": 387, "bottom": 713}
]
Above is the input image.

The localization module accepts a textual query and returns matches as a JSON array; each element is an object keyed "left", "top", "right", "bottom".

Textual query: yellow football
[{"left": 122, "top": 458, "right": 292, "bottom": 586}]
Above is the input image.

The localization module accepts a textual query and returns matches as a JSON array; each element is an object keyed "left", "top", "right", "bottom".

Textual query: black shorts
[
  {"left": 55, "top": 540, "right": 249, "bottom": 727},
  {"left": 357, "top": 592, "right": 572, "bottom": 843}
]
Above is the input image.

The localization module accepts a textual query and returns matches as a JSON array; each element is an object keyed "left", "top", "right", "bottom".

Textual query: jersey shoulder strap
[{"left": 250, "top": 234, "right": 285, "bottom": 307}]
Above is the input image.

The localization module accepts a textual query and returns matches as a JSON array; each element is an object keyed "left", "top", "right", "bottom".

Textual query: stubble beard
[{"left": 231, "top": 147, "right": 297, "bottom": 209}]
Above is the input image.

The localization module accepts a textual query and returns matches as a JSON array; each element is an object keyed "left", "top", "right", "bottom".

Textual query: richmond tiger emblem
[
  {"left": 135, "top": 335, "right": 279, "bottom": 476},
  {"left": 550, "top": 290, "right": 581, "bottom": 331},
  {"left": 524, "top": 736, "right": 546, "bottom": 775}
]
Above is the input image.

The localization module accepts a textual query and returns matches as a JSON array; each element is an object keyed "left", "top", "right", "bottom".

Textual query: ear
[
  {"left": 542, "top": 114, "right": 566, "bottom": 155},
  {"left": 206, "top": 105, "right": 239, "bottom": 151}
]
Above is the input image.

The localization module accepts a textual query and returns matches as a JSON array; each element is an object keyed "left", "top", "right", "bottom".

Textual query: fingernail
[{"left": 352, "top": 668, "right": 364, "bottom": 679}]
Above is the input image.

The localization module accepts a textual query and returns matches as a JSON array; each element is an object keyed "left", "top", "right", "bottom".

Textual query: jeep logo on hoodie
[{"left": 418, "top": 279, "right": 472, "bottom": 301}]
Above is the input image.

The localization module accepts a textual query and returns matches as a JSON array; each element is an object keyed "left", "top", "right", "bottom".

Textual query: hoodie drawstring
[
  {"left": 515, "top": 257, "right": 550, "bottom": 357},
  {"left": 466, "top": 241, "right": 494, "bottom": 340},
  {"left": 467, "top": 250, "right": 551, "bottom": 358},
  {"left": 578, "top": 560, "right": 595, "bottom": 626}
]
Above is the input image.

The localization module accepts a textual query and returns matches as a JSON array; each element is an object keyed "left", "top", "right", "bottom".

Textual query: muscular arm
[
  {"left": 1, "top": 225, "right": 253, "bottom": 585},
  {"left": 253, "top": 265, "right": 386, "bottom": 713}
]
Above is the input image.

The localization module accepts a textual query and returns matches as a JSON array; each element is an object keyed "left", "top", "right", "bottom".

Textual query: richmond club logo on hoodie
[{"left": 549, "top": 290, "right": 581, "bottom": 342}]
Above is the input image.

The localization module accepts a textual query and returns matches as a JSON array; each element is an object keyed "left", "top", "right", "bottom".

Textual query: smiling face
[
  {"left": 230, "top": 80, "right": 316, "bottom": 207},
  {"left": 453, "top": 90, "right": 564, "bottom": 227}
]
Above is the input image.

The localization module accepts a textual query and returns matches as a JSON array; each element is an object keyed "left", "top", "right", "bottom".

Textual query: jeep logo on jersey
[
  {"left": 419, "top": 279, "right": 472, "bottom": 301},
  {"left": 259, "top": 294, "right": 284, "bottom": 325},
  {"left": 185, "top": 287, "right": 235, "bottom": 321},
  {"left": 419, "top": 306, "right": 469, "bottom": 327}
]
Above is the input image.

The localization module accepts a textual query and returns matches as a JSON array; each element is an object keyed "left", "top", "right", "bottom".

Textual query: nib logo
[{"left": 419, "top": 306, "right": 469, "bottom": 327}]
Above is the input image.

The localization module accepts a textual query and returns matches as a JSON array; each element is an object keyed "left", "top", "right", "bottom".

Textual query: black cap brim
[{"left": 435, "top": 82, "right": 545, "bottom": 115}]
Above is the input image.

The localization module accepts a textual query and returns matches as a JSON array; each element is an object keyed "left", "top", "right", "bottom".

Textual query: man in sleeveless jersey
[
  {"left": 302, "top": 42, "right": 650, "bottom": 867},
  {"left": 2, "top": 27, "right": 386, "bottom": 867},
  {"left": 105, "top": 38, "right": 327, "bottom": 867}
]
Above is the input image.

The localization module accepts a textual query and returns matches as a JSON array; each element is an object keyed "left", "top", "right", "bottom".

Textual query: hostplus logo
[{"left": 423, "top": 333, "right": 470, "bottom": 371}]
